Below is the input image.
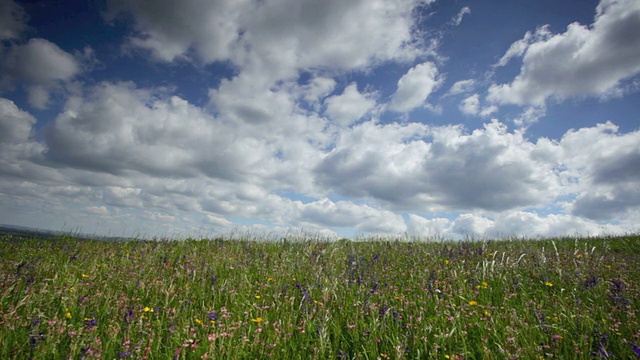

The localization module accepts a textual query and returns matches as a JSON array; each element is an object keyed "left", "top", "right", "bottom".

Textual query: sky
[{"left": 1, "top": 0, "right": 639, "bottom": 240}]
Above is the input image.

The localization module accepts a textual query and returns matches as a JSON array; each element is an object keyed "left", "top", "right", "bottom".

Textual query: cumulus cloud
[
  {"left": 45, "top": 82, "right": 262, "bottom": 180},
  {"left": 1, "top": 0, "right": 638, "bottom": 239},
  {"left": 0, "top": 98, "right": 47, "bottom": 178},
  {"left": 324, "top": 83, "right": 376, "bottom": 126},
  {"left": 0, "top": 0, "right": 27, "bottom": 40},
  {"left": 1, "top": 38, "right": 81, "bottom": 108},
  {"left": 488, "top": 0, "right": 640, "bottom": 105},
  {"left": 459, "top": 94, "right": 480, "bottom": 115},
  {"left": 315, "top": 119, "right": 561, "bottom": 213},
  {"left": 0, "top": 98, "right": 35, "bottom": 144},
  {"left": 559, "top": 122, "right": 640, "bottom": 220},
  {"left": 107, "top": 0, "right": 430, "bottom": 73},
  {"left": 406, "top": 214, "right": 451, "bottom": 237},
  {"left": 459, "top": 94, "right": 498, "bottom": 117},
  {"left": 388, "top": 62, "right": 442, "bottom": 112},
  {"left": 296, "top": 198, "right": 406, "bottom": 234}
]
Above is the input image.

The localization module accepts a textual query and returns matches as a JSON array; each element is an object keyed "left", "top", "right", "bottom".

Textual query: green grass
[{"left": 1, "top": 234, "right": 639, "bottom": 359}]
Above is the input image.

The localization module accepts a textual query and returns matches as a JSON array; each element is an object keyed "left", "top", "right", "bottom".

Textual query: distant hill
[{"left": 0, "top": 224, "right": 131, "bottom": 242}]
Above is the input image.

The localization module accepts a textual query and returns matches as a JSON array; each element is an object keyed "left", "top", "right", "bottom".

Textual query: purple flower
[
  {"left": 124, "top": 307, "right": 134, "bottom": 324},
  {"left": 378, "top": 303, "right": 388, "bottom": 318},
  {"left": 84, "top": 318, "right": 97, "bottom": 329},
  {"left": 631, "top": 342, "right": 640, "bottom": 356},
  {"left": 208, "top": 311, "right": 218, "bottom": 322},
  {"left": 584, "top": 274, "right": 598, "bottom": 289}
]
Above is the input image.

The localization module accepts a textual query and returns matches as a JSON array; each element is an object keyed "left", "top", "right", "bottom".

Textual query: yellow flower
[
  {"left": 255, "top": 295, "right": 261, "bottom": 299},
  {"left": 143, "top": 306, "right": 154, "bottom": 312},
  {"left": 195, "top": 318, "right": 203, "bottom": 325},
  {"left": 545, "top": 282, "right": 554, "bottom": 287},
  {"left": 468, "top": 300, "right": 479, "bottom": 306},
  {"left": 443, "top": 259, "right": 450, "bottom": 265},
  {"left": 65, "top": 312, "right": 72, "bottom": 319},
  {"left": 251, "top": 317, "right": 263, "bottom": 323},
  {"left": 267, "top": 277, "right": 274, "bottom": 282},
  {"left": 82, "top": 274, "right": 89, "bottom": 278}
]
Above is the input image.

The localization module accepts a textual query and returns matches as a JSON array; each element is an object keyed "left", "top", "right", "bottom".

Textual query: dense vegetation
[{"left": 1, "top": 234, "right": 639, "bottom": 359}]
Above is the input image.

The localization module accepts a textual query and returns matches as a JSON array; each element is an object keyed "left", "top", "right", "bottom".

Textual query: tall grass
[{"left": 1, "top": 234, "right": 639, "bottom": 359}]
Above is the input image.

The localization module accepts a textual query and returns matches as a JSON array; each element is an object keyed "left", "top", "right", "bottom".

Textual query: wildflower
[
  {"left": 255, "top": 295, "right": 261, "bottom": 299},
  {"left": 65, "top": 309, "right": 72, "bottom": 319},
  {"left": 195, "top": 318, "right": 203, "bottom": 325},
  {"left": 267, "top": 277, "right": 274, "bottom": 282},
  {"left": 251, "top": 317, "right": 263, "bottom": 323},
  {"left": 143, "top": 307, "right": 154, "bottom": 313},
  {"left": 82, "top": 274, "right": 89, "bottom": 278},
  {"left": 207, "top": 311, "right": 218, "bottom": 323},
  {"left": 443, "top": 259, "right": 450, "bottom": 265},
  {"left": 545, "top": 282, "right": 553, "bottom": 287},
  {"left": 468, "top": 301, "right": 478, "bottom": 306},
  {"left": 584, "top": 274, "right": 598, "bottom": 289},
  {"left": 84, "top": 318, "right": 97, "bottom": 329}
]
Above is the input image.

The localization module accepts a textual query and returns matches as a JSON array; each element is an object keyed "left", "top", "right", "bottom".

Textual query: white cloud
[
  {"left": 488, "top": 0, "right": 640, "bottom": 105},
  {"left": 451, "top": 211, "right": 616, "bottom": 239},
  {"left": 324, "top": 83, "right": 376, "bottom": 126},
  {"left": 46, "top": 82, "right": 262, "bottom": 180},
  {"left": 0, "top": 98, "right": 35, "bottom": 144},
  {"left": 406, "top": 214, "right": 451, "bottom": 237},
  {"left": 1, "top": 38, "right": 81, "bottom": 109},
  {"left": 388, "top": 62, "right": 442, "bottom": 112},
  {"left": 0, "top": 0, "right": 27, "bottom": 40},
  {"left": 559, "top": 122, "right": 640, "bottom": 220},
  {"left": 0, "top": 98, "right": 48, "bottom": 179},
  {"left": 107, "top": 0, "right": 430, "bottom": 73},
  {"left": 1, "top": 0, "right": 638, "bottom": 240},
  {"left": 446, "top": 79, "right": 476, "bottom": 96},
  {"left": 105, "top": 0, "right": 246, "bottom": 63},
  {"left": 451, "top": 213, "right": 494, "bottom": 237},
  {"left": 296, "top": 198, "right": 406, "bottom": 234},
  {"left": 493, "top": 26, "right": 552, "bottom": 68},
  {"left": 299, "top": 77, "right": 337, "bottom": 107},
  {"left": 459, "top": 94, "right": 498, "bottom": 117},
  {"left": 459, "top": 94, "right": 480, "bottom": 115},
  {"left": 316, "top": 119, "right": 562, "bottom": 213},
  {"left": 451, "top": 6, "right": 471, "bottom": 26}
]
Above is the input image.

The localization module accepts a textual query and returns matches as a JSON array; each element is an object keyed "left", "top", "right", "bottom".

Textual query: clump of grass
[{"left": 0, "top": 234, "right": 639, "bottom": 359}]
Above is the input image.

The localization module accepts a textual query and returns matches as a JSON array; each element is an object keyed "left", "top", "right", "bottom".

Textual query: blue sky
[{"left": 1, "top": 0, "right": 639, "bottom": 239}]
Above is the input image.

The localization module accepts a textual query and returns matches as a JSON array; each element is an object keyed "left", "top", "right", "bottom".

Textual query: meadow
[{"left": 1, "top": 234, "right": 639, "bottom": 359}]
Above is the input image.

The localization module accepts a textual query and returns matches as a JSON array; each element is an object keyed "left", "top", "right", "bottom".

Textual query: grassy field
[{"left": 1, "top": 234, "right": 639, "bottom": 359}]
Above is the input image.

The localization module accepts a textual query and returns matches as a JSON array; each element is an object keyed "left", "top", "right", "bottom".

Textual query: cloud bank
[{"left": 0, "top": 0, "right": 639, "bottom": 239}]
